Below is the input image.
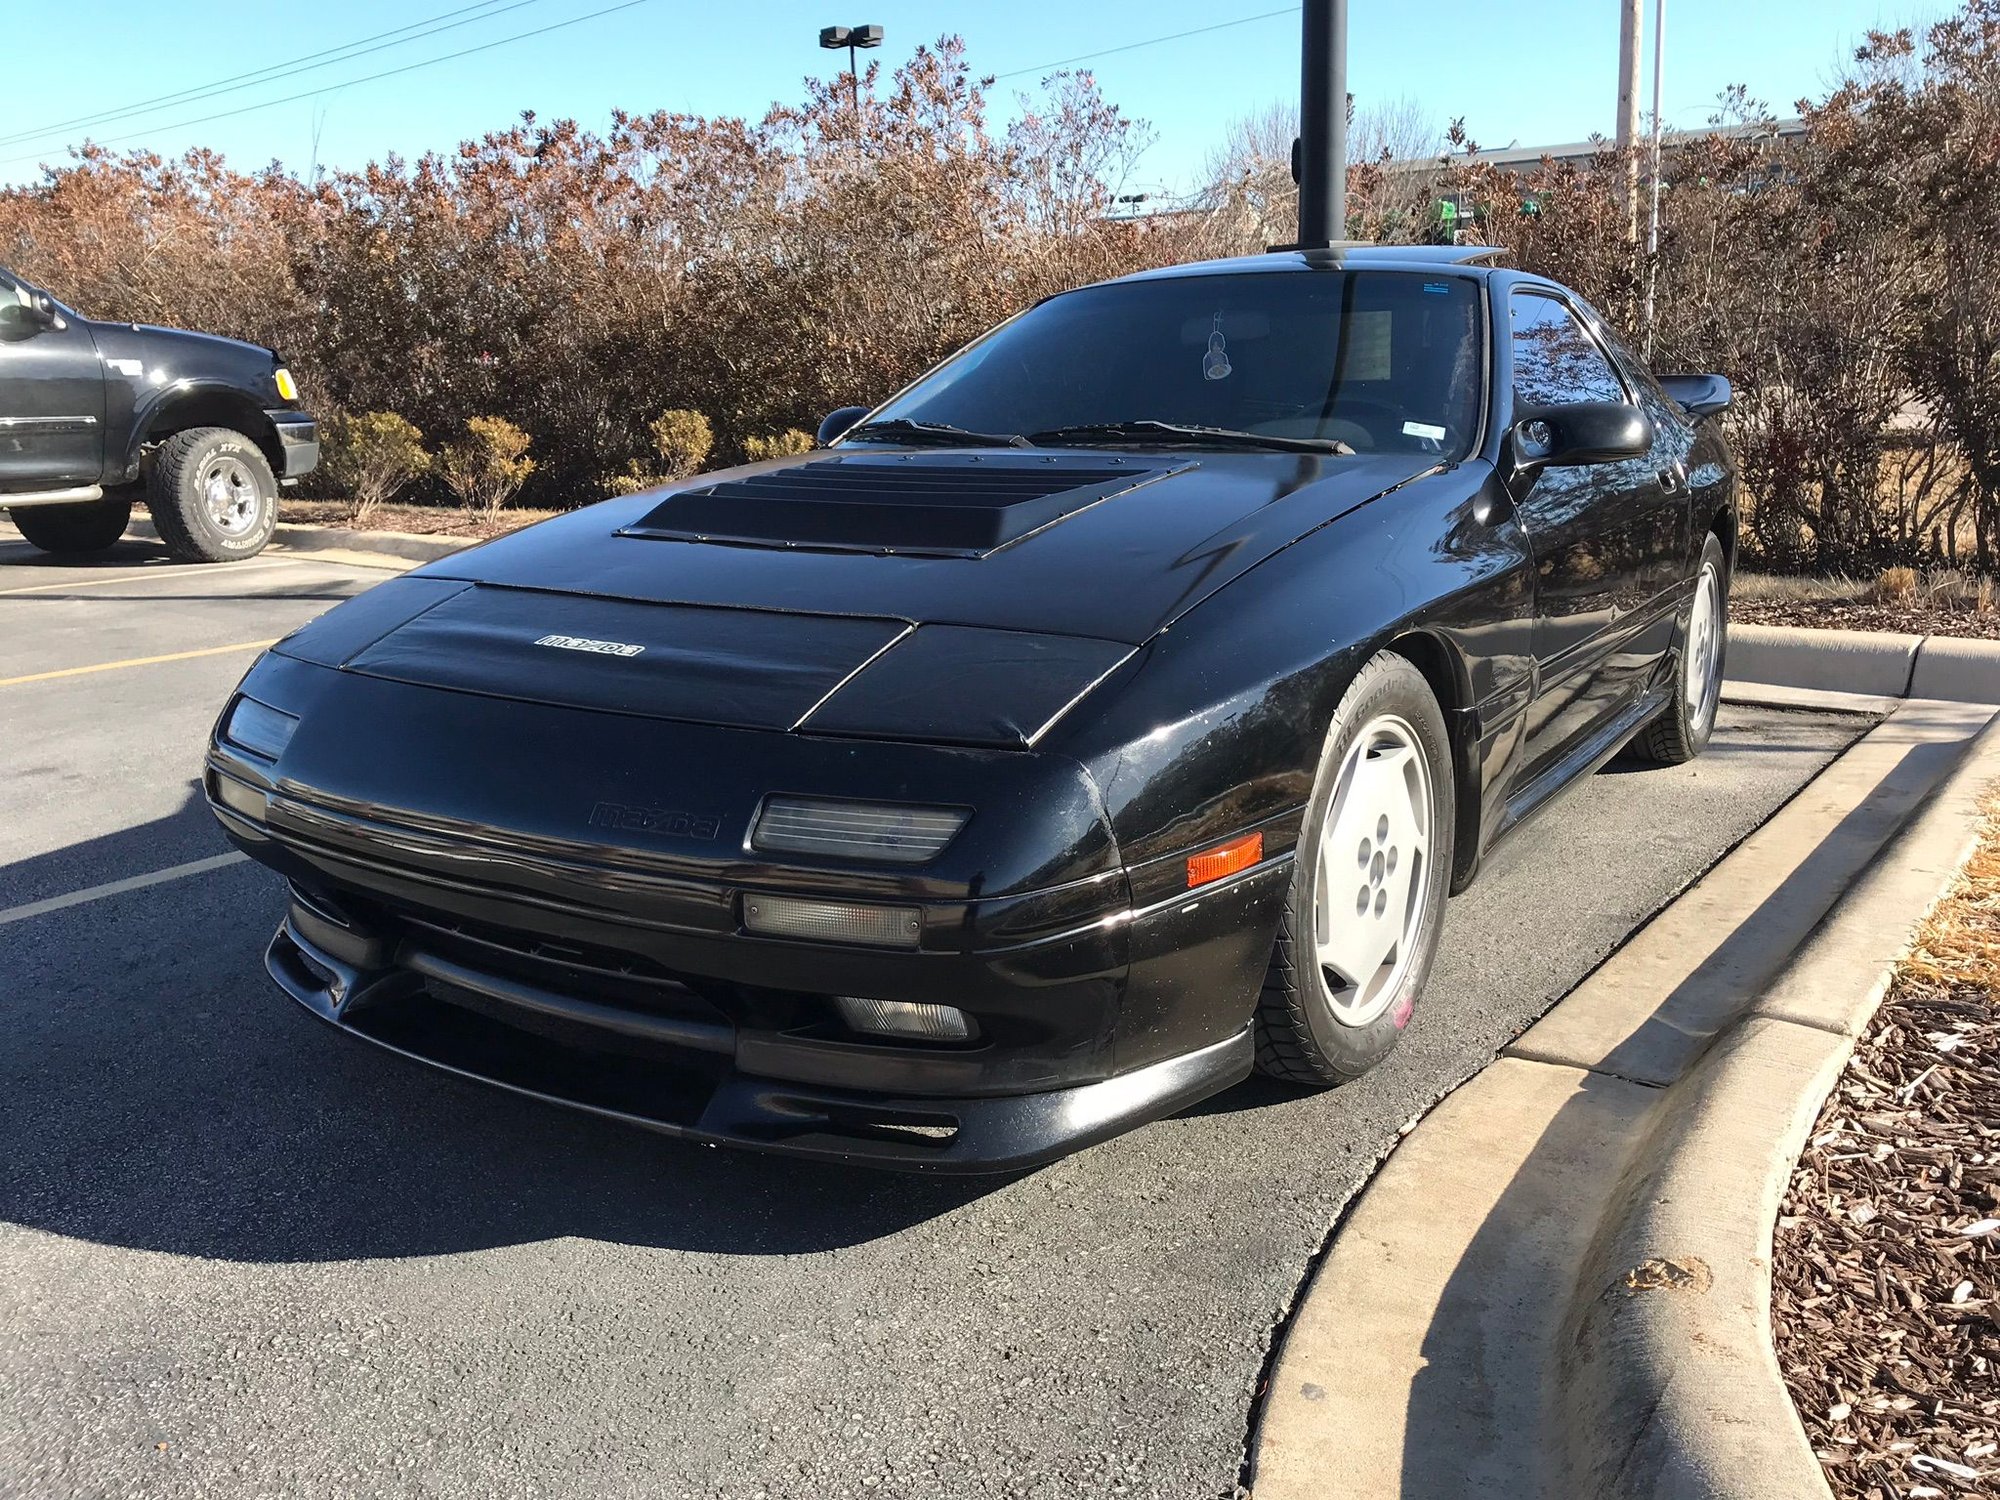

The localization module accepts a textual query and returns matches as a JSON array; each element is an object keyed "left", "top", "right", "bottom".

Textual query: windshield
[{"left": 859, "top": 269, "right": 1486, "bottom": 458}]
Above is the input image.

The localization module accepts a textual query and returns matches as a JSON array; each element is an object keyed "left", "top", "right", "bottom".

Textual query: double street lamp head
[{"left": 819, "top": 23, "right": 883, "bottom": 49}]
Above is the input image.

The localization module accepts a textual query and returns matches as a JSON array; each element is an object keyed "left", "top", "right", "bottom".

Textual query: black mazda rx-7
[{"left": 206, "top": 245, "right": 1734, "bottom": 1172}]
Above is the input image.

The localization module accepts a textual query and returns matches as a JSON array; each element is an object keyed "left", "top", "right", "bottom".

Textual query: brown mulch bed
[
  {"left": 276, "top": 499, "right": 556, "bottom": 541},
  {"left": 1773, "top": 801, "right": 2000, "bottom": 1498},
  {"left": 1732, "top": 598, "right": 2000, "bottom": 641}
]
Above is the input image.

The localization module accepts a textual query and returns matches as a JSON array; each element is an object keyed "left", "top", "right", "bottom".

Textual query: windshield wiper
[
  {"left": 1029, "top": 420, "right": 1354, "bottom": 455},
  {"left": 844, "top": 418, "right": 1030, "bottom": 449}
]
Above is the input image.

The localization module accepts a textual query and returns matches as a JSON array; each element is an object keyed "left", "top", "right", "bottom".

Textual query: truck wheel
[
  {"left": 10, "top": 494, "right": 134, "bottom": 554},
  {"left": 1254, "top": 652, "right": 1456, "bottom": 1085},
  {"left": 147, "top": 427, "right": 278, "bottom": 563}
]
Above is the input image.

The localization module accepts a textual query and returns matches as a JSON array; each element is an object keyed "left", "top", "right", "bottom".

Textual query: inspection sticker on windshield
[{"left": 1403, "top": 421, "right": 1447, "bottom": 441}]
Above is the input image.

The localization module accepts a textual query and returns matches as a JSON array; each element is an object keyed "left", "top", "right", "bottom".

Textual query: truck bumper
[{"left": 270, "top": 412, "right": 319, "bottom": 480}]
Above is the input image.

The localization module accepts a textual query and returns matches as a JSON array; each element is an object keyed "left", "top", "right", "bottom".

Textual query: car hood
[
  {"left": 278, "top": 447, "right": 1444, "bottom": 751},
  {"left": 424, "top": 446, "right": 1440, "bottom": 645}
]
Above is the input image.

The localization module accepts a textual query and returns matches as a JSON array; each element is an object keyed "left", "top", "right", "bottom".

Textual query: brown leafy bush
[{"left": 5, "top": 9, "right": 1998, "bottom": 578}]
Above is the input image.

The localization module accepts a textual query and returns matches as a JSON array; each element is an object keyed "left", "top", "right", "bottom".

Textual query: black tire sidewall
[
  {"left": 10, "top": 494, "right": 133, "bottom": 553},
  {"left": 151, "top": 429, "right": 277, "bottom": 562},
  {"left": 1287, "top": 655, "right": 1456, "bottom": 1076},
  {"left": 1644, "top": 533, "right": 1729, "bottom": 762}
]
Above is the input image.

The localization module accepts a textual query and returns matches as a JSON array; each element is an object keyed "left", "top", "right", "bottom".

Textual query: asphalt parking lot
[{"left": 0, "top": 523, "right": 1872, "bottom": 1500}]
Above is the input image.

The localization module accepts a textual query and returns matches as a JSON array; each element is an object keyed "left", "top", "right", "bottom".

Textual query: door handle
[{"left": 1658, "top": 462, "right": 1686, "bottom": 493}]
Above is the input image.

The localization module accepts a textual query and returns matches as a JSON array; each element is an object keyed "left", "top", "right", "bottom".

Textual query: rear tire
[
  {"left": 1254, "top": 651, "right": 1456, "bottom": 1085},
  {"left": 147, "top": 426, "right": 278, "bottom": 563},
  {"left": 1631, "top": 532, "right": 1728, "bottom": 766},
  {"left": 9, "top": 494, "right": 133, "bottom": 554}
]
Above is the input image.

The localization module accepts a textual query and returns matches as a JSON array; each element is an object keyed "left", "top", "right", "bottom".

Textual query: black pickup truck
[{"left": 0, "top": 266, "right": 317, "bottom": 562}]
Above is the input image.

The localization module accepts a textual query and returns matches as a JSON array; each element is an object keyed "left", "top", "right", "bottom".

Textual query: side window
[{"left": 1509, "top": 292, "right": 1628, "bottom": 408}]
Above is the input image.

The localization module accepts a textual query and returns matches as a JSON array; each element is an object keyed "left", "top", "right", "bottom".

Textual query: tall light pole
[
  {"left": 819, "top": 23, "right": 883, "bottom": 161},
  {"left": 1295, "top": 0, "right": 1348, "bottom": 248}
]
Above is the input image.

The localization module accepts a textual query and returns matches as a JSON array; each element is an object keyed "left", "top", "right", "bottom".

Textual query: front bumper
[
  {"left": 269, "top": 411, "right": 319, "bottom": 480},
  {"left": 266, "top": 912, "right": 1253, "bottom": 1173},
  {"left": 205, "top": 653, "right": 1295, "bottom": 1170}
]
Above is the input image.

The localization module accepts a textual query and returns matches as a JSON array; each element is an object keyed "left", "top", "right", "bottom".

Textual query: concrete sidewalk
[{"left": 1250, "top": 692, "right": 2000, "bottom": 1499}]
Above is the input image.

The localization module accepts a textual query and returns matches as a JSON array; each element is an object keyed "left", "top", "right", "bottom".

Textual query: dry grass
[{"left": 1773, "top": 795, "right": 2000, "bottom": 1497}]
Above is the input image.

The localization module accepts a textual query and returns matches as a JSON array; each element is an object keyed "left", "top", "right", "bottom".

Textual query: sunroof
[{"left": 618, "top": 454, "right": 1182, "bottom": 557}]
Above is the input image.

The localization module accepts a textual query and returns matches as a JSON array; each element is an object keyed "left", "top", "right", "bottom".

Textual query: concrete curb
[
  {"left": 125, "top": 514, "right": 472, "bottom": 568},
  {"left": 1732, "top": 620, "right": 2000, "bottom": 704},
  {"left": 1251, "top": 699, "right": 2000, "bottom": 1498}
]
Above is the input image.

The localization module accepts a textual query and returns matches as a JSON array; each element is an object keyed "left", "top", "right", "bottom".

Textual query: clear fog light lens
[
  {"left": 742, "top": 894, "right": 922, "bottom": 949},
  {"left": 210, "top": 771, "right": 267, "bottom": 822},
  {"left": 836, "top": 996, "right": 974, "bottom": 1042},
  {"left": 753, "top": 796, "right": 968, "bottom": 863},
  {"left": 223, "top": 695, "right": 299, "bottom": 762}
]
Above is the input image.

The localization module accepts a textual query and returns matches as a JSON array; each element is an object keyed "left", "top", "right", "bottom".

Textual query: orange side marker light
[{"left": 1187, "top": 832, "right": 1263, "bottom": 888}]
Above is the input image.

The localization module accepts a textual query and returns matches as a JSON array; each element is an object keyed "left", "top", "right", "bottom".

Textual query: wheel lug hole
[
  {"left": 1357, "top": 839, "right": 1371, "bottom": 868},
  {"left": 1376, "top": 815, "right": 1389, "bottom": 842},
  {"left": 1355, "top": 886, "right": 1370, "bottom": 916},
  {"left": 1373, "top": 888, "right": 1388, "bottom": 917},
  {"left": 1386, "top": 847, "right": 1398, "bottom": 875}
]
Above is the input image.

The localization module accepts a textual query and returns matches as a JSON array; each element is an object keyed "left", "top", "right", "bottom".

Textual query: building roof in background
[{"left": 1391, "top": 116, "right": 1809, "bottom": 175}]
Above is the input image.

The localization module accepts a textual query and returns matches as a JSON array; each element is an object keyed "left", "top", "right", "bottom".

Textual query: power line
[
  {"left": 991, "top": 7, "right": 1298, "bottom": 82},
  {"left": 2, "top": 0, "right": 656, "bottom": 170},
  {"left": 0, "top": 0, "right": 536, "bottom": 149}
]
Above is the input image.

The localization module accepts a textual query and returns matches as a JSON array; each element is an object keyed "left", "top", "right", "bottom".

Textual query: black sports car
[{"left": 206, "top": 246, "right": 1735, "bottom": 1172}]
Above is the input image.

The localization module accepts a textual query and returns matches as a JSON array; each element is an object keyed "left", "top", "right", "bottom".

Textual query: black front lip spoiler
[{"left": 267, "top": 917, "right": 1252, "bottom": 1174}]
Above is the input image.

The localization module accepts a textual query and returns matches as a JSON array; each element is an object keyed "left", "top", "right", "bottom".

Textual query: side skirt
[{"left": 1491, "top": 684, "right": 1672, "bottom": 849}]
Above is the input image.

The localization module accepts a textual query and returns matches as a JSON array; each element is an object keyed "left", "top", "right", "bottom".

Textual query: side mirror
[
  {"left": 816, "top": 405, "right": 869, "bottom": 447},
  {"left": 1657, "top": 373, "right": 1732, "bottom": 421},
  {"left": 1508, "top": 401, "right": 1653, "bottom": 475},
  {"left": 0, "top": 297, "right": 54, "bottom": 338}
]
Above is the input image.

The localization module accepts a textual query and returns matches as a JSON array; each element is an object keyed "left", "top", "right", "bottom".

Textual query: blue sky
[{"left": 0, "top": 0, "right": 1936, "bottom": 193}]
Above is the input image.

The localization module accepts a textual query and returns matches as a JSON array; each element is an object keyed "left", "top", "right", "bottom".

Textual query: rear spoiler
[{"left": 1657, "top": 373, "right": 1732, "bottom": 423}]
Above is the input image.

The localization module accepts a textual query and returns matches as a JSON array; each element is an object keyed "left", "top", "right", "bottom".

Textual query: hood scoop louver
[{"left": 618, "top": 454, "right": 1187, "bottom": 558}]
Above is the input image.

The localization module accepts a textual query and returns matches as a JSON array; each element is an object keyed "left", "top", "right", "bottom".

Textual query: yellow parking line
[
  {"left": 0, "top": 559, "right": 301, "bottom": 595},
  {"left": 0, "top": 639, "right": 277, "bottom": 687}
]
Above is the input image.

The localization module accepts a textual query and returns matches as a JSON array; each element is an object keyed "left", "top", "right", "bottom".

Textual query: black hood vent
[{"left": 618, "top": 453, "right": 1186, "bottom": 558}]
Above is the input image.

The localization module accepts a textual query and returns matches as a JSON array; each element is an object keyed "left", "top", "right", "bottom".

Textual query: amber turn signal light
[{"left": 1187, "top": 832, "right": 1263, "bottom": 888}]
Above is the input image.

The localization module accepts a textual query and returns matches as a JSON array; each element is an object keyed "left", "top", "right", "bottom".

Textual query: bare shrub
[
  {"left": 321, "top": 411, "right": 431, "bottom": 525},
  {"left": 441, "top": 416, "right": 535, "bottom": 519},
  {"left": 742, "top": 429, "right": 814, "bottom": 462}
]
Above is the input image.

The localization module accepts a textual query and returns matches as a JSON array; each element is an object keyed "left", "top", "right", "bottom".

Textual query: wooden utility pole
[{"left": 1617, "top": 0, "right": 1642, "bottom": 247}]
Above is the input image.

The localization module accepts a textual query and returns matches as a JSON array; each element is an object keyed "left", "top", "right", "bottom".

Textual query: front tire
[
  {"left": 10, "top": 494, "right": 134, "bottom": 554},
  {"left": 147, "top": 427, "right": 278, "bottom": 563},
  {"left": 1631, "top": 532, "right": 1727, "bottom": 766},
  {"left": 1254, "top": 651, "right": 1456, "bottom": 1085}
]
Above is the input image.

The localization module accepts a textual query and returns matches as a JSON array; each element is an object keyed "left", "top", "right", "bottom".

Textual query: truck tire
[
  {"left": 10, "top": 494, "right": 134, "bottom": 554},
  {"left": 147, "top": 427, "right": 278, "bottom": 563}
]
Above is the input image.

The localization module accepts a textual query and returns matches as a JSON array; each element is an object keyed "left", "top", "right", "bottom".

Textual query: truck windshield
[{"left": 858, "top": 269, "right": 1485, "bottom": 459}]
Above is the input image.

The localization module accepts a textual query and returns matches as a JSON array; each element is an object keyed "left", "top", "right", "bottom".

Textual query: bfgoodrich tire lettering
[
  {"left": 10, "top": 494, "right": 133, "bottom": 554},
  {"left": 1254, "top": 650, "right": 1455, "bottom": 1085},
  {"left": 147, "top": 426, "right": 278, "bottom": 563}
]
